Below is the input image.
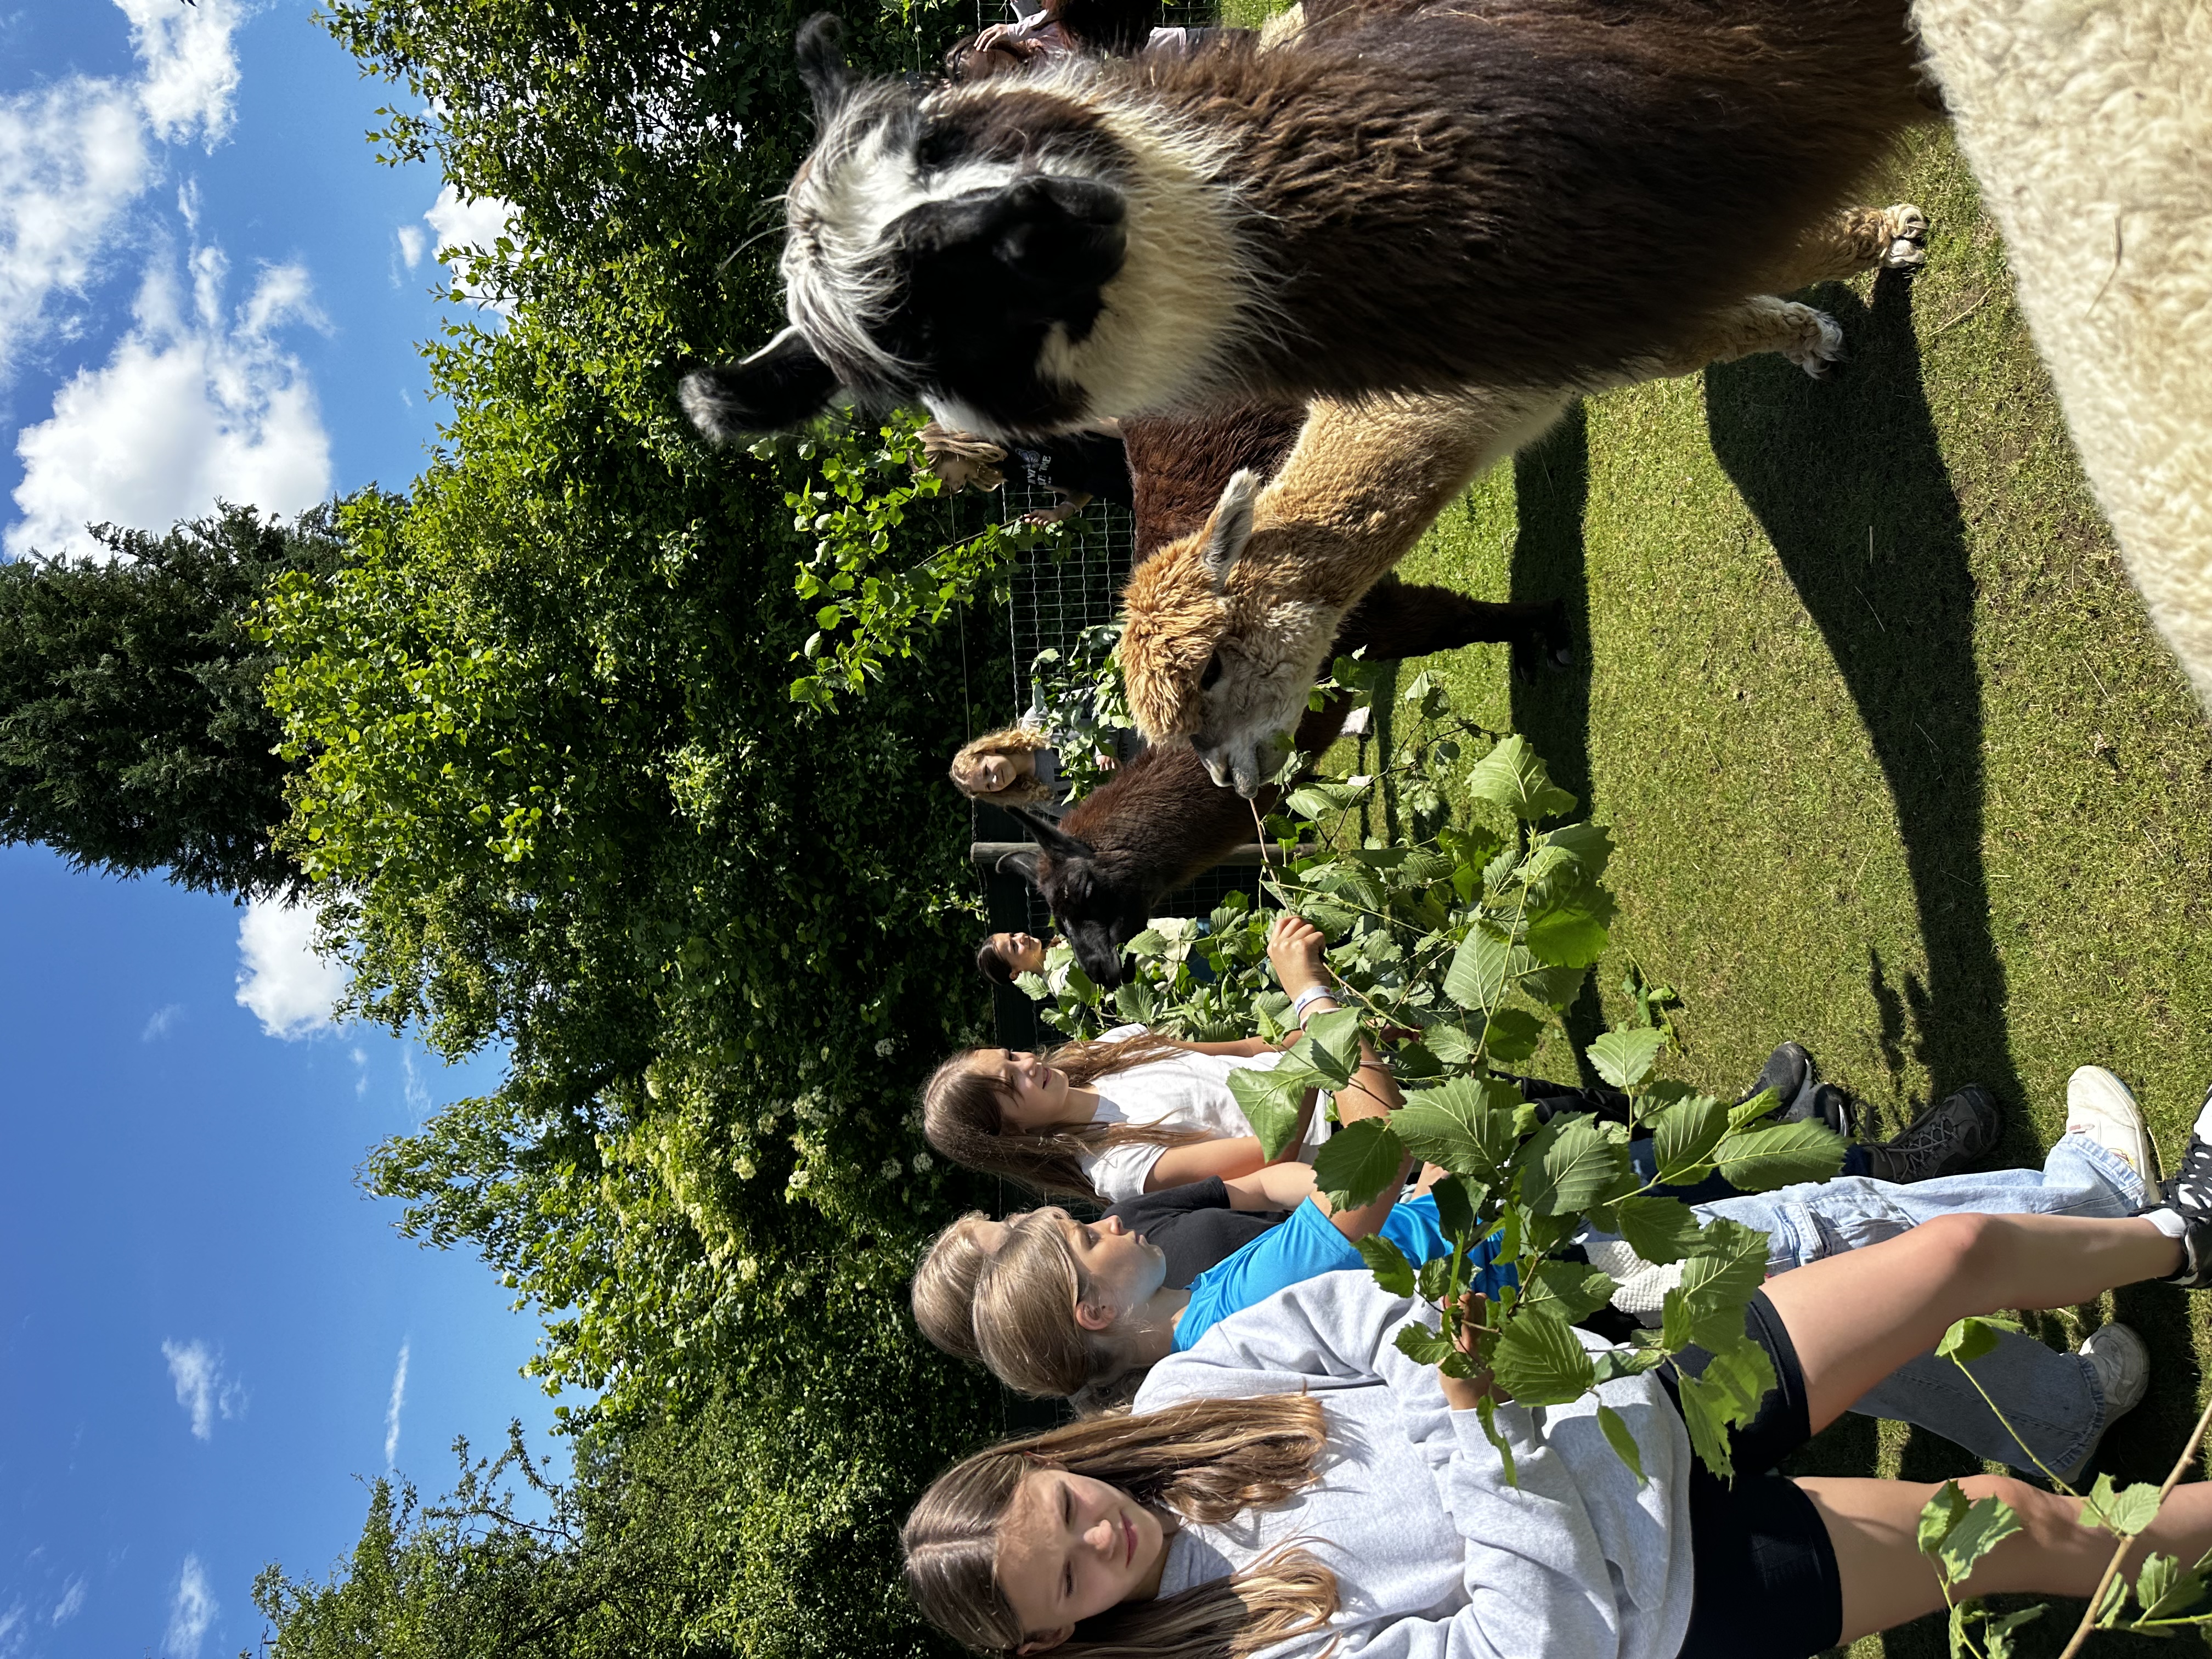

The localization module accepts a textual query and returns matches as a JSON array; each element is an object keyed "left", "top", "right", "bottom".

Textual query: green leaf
[
  {"left": 1918, "top": 1480, "right": 1969, "bottom": 1558},
  {"left": 1228, "top": 1063, "right": 1317, "bottom": 1161},
  {"left": 1465, "top": 735, "right": 1576, "bottom": 822},
  {"left": 1113, "top": 980, "right": 1156, "bottom": 1027},
  {"left": 1355, "top": 1233, "right": 1417, "bottom": 1297},
  {"left": 1302, "top": 1006, "right": 1365, "bottom": 1086},
  {"left": 1490, "top": 1307, "right": 1596, "bottom": 1407},
  {"left": 1517, "top": 1116, "right": 1630, "bottom": 1216},
  {"left": 2134, "top": 1551, "right": 2212, "bottom": 1624},
  {"left": 1417, "top": 1251, "right": 1457, "bottom": 1304},
  {"left": 1586, "top": 1028, "right": 1666, "bottom": 1090},
  {"left": 1520, "top": 962, "right": 1589, "bottom": 1009},
  {"left": 1535, "top": 820, "right": 1613, "bottom": 879},
  {"left": 1647, "top": 1094, "right": 1729, "bottom": 1183},
  {"left": 1444, "top": 919, "right": 1530, "bottom": 1011},
  {"left": 1937, "top": 1493, "right": 2024, "bottom": 1583},
  {"left": 1519, "top": 1260, "right": 1615, "bottom": 1323},
  {"left": 1124, "top": 928, "right": 1168, "bottom": 958},
  {"left": 2095, "top": 1570, "right": 2131, "bottom": 1627},
  {"left": 2079, "top": 1473, "right": 2165, "bottom": 1538},
  {"left": 1392, "top": 1078, "right": 1522, "bottom": 1181},
  {"left": 1312, "top": 1118, "right": 1407, "bottom": 1211},
  {"left": 1430, "top": 1172, "right": 1480, "bottom": 1246},
  {"left": 1523, "top": 883, "right": 1615, "bottom": 969},
  {"left": 1982, "top": 1604, "right": 2046, "bottom": 1659},
  {"left": 1935, "top": 1315, "right": 2024, "bottom": 1365},
  {"left": 1673, "top": 1338, "right": 1776, "bottom": 1479},
  {"left": 1393, "top": 1321, "right": 1457, "bottom": 1367},
  {"left": 1424, "top": 1022, "right": 1485, "bottom": 1069},
  {"left": 1706, "top": 1119, "right": 1846, "bottom": 1192},
  {"left": 1595, "top": 1402, "right": 1645, "bottom": 1487},
  {"left": 1482, "top": 1008, "right": 1544, "bottom": 1063},
  {"left": 1611, "top": 1195, "right": 1705, "bottom": 1266}
]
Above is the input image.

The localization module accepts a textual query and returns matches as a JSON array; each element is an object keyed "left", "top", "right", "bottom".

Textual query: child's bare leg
[
  {"left": 1802, "top": 1475, "right": 2212, "bottom": 1641},
  {"left": 1758, "top": 1211, "right": 2183, "bottom": 1432}
]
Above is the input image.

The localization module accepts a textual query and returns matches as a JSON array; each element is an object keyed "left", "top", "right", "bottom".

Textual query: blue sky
[{"left": 1, "top": 4, "right": 563, "bottom": 1658}]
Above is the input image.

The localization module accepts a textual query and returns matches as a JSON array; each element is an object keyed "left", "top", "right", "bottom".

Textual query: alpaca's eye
[{"left": 1199, "top": 653, "right": 1224, "bottom": 691}]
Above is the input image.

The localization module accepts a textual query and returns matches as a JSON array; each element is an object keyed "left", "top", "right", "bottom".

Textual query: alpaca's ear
[
  {"left": 1199, "top": 469, "right": 1262, "bottom": 591},
  {"left": 1007, "top": 805, "right": 1096, "bottom": 861},
  {"left": 794, "top": 14, "right": 853, "bottom": 123},
  {"left": 679, "top": 328, "right": 842, "bottom": 439},
  {"left": 996, "top": 847, "right": 1042, "bottom": 887}
]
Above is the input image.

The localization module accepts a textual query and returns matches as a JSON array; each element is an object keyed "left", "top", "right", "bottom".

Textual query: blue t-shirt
[{"left": 1172, "top": 1193, "right": 1515, "bottom": 1352}]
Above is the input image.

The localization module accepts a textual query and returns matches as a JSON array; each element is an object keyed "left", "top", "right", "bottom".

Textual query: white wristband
[{"left": 1291, "top": 985, "right": 1339, "bottom": 1020}]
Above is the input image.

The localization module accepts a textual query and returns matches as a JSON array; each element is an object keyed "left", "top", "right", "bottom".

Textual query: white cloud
[
  {"left": 394, "top": 222, "right": 424, "bottom": 270},
  {"left": 0, "top": 76, "right": 150, "bottom": 380},
  {"left": 162, "top": 1339, "right": 245, "bottom": 1440},
  {"left": 8, "top": 247, "right": 331, "bottom": 560},
  {"left": 142, "top": 1002, "right": 183, "bottom": 1041},
  {"left": 116, "top": 0, "right": 244, "bottom": 148},
  {"left": 424, "top": 183, "right": 516, "bottom": 314},
  {"left": 0, "top": 1602, "right": 24, "bottom": 1659},
  {"left": 163, "top": 1556, "right": 216, "bottom": 1659},
  {"left": 383, "top": 1341, "right": 409, "bottom": 1468},
  {"left": 51, "top": 1578, "right": 87, "bottom": 1628},
  {"left": 233, "top": 896, "right": 346, "bottom": 1039}
]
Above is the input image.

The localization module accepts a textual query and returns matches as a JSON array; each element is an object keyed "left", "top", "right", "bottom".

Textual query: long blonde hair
[
  {"left": 918, "top": 421, "right": 1009, "bottom": 492},
  {"left": 922, "top": 1031, "right": 1215, "bottom": 1201},
  {"left": 915, "top": 1212, "right": 1004, "bottom": 1363},
  {"left": 973, "top": 1207, "right": 1131, "bottom": 1401},
  {"left": 904, "top": 1399, "right": 1339, "bottom": 1659},
  {"left": 951, "top": 722, "right": 1059, "bottom": 805}
]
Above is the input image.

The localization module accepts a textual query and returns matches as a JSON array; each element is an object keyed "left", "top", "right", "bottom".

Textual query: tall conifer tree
[{"left": 0, "top": 503, "right": 342, "bottom": 899}]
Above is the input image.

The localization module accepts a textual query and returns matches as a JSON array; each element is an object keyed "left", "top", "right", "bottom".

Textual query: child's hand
[
  {"left": 1266, "top": 913, "right": 1330, "bottom": 1000},
  {"left": 1438, "top": 1291, "right": 1504, "bottom": 1412}
]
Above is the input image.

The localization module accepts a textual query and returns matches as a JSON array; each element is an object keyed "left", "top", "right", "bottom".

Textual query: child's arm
[
  {"left": 1220, "top": 1164, "right": 1321, "bottom": 1210},
  {"left": 1175, "top": 1037, "right": 1277, "bottom": 1057},
  {"left": 1143, "top": 1135, "right": 1268, "bottom": 1189}
]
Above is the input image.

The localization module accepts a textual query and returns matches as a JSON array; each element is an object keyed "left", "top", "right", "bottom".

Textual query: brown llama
[
  {"left": 677, "top": 5, "right": 1934, "bottom": 441},
  {"left": 998, "top": 397, "right": 1570, "bottom": 990},
  {"left": 1117, "top": 204, "right": 1932, "bottom": 793}
]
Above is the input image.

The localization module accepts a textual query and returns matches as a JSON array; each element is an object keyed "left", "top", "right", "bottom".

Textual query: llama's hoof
[
  {"left": 1881, "top": 204, "right": 1930, "bottom": 271},
  {"left": 1787, "top": 309, "right": 1847, "bottom": 380}
]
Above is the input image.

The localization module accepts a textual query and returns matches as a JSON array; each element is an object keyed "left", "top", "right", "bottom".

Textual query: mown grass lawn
[{"left": 1342, "top": 129, "right": 2212, "bottom": 1655}]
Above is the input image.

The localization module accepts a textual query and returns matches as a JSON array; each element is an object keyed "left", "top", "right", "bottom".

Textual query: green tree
[{"left": 0, "top": 503, "right": 343, "bottom": 900}]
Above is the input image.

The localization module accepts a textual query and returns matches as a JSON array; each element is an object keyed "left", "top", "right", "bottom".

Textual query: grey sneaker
[
  {"left": 1739, "top": 1042, "right": 1814, "bottom": 1116},
  {"left": 1860, "top": 1085, "right": 2002, "bottom": 1183},
  {"left": 2059, "top": 1323, "right": 2151, "bottom": 1484},
  {"left": 2066, "top": 1066, "right": 2160, "bottom": 1205}
]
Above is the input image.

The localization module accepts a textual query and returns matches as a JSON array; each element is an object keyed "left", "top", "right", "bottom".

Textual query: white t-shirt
[{"left": 1077, "top": 1025, "right": 1330, "bottom": 1203}]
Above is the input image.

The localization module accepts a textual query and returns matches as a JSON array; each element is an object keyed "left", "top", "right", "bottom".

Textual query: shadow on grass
[
  {"left": 1508, "top": 403, "right": 1608, "bottom": 1080},
  {"left": 1703, "top": 273, "right": 2029, "bottom": 1155}
]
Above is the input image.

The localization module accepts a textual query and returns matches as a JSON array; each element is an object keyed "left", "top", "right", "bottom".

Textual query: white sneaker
[
  {"left": 2066, "top": 1065, "right": 2160, "bottom": 1205},
  {"left": 2080, "top": 1323, "right": 2150, "bottom": 1419}
]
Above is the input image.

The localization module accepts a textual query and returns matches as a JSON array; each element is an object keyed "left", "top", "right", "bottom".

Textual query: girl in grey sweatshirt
[{"left": 904, "top": 1169, "right": 2212, "bottom": 1659}]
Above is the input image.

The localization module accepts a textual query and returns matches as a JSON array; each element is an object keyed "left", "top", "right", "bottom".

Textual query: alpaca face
[
  {"left": 1120, "top": 471, "right": 1346, "bottom": 797},
  {"left": 1001, "top": 811, "right": 1150, "bottom": 990}
]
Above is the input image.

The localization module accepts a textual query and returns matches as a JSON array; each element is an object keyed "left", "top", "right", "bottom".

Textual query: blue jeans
[{"left": 1695, "top": 1133, "right": 2145, "bottom": 1479}]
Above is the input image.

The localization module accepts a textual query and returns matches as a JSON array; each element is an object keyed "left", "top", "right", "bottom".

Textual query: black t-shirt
[
  {"left": 1102, "top": 1178, "right": 1286, "bottom": 1289},
  {"left": 1011, "top": 432, "right": 1136, "bottom": 512}
]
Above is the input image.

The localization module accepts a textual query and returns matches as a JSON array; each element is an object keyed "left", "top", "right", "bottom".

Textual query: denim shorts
[{"left": 1661, "top": 1290, "right": 1843, "bottom": 1659}]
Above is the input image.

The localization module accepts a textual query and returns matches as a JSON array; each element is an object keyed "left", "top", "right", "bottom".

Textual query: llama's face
[
  {"left": 1000, "top": 813, "right": 1149, "bottom": 990},
  {"left": 777, "top": 72, "right": 1142, "bottom": 436},
  {"left": 1120, "top": 471, "right": 1345, "bottom": 797}
]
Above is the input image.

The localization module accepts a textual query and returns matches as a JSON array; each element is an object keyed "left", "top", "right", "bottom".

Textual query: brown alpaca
[
  {"left": 679, "top": 5, "right": 1935, "bottom": 441},
  {"left": 1118, "top": 203, "right": 1930, "bottom": 793}
]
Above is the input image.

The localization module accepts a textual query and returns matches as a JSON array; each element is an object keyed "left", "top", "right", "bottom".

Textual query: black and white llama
[{"left": 681, "top": 2, "right": 1932, "bottom": 442}]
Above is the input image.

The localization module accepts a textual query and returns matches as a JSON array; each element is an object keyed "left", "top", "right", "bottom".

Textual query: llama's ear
[
  {"left": 997, "top": 847, "right": 1042, "bottom": 887},
  {"left": 1199, "top": 469, "right": 1262, "bottom": 591},
  {"left": 679, "top": 328, "right": 842, "bottom": 440},
  {"left": 1007, "top": 805, "right": 1095, "bottom": 861},
  {"left": 794, "top": 14, "right": 853, "bottom": 123}
]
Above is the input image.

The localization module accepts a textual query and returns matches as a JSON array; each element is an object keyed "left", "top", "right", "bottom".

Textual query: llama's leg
[
  {"left": 1335, "top": 578, "right": 1572, "bottom": 684},
  {"left": 1769, "top": 202, "right": 1932, "bottom": 286},
  {"left": 1636, "top": 294, "right": 1848, "bottom": 381}
]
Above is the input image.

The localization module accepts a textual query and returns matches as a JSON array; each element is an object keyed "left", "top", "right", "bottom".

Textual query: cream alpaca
[
  {"left": 1910, "top": 0, "right": 2212, "bottom": 713},
  {"left": 1120, "top": 206, "right": 1930, "bottom": 791}
]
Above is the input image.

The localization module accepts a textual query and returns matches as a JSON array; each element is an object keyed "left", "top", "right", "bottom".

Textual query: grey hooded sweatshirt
[{"left": 1130, "top": 1270, "right": 1696, "bottom": 1659}]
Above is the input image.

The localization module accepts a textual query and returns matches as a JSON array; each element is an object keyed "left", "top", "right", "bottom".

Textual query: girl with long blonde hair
[{"left": 906, "top": 1108, "right": 2212, "bottom": 1659}]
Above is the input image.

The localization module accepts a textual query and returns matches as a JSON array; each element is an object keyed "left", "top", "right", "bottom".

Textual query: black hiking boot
[{"left": 1860, "top": 1085, "right": 2002, "bottom": 1183}]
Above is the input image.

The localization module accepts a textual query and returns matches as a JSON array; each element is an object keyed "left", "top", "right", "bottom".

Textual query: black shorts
[{"left": 1661, "top": 1289, "right": 1843, "bottom": 1659}]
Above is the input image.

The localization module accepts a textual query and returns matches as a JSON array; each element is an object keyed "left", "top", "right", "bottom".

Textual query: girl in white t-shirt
[{"left": 923, "top": 921, "right": 1328, "bottom": 1204}]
